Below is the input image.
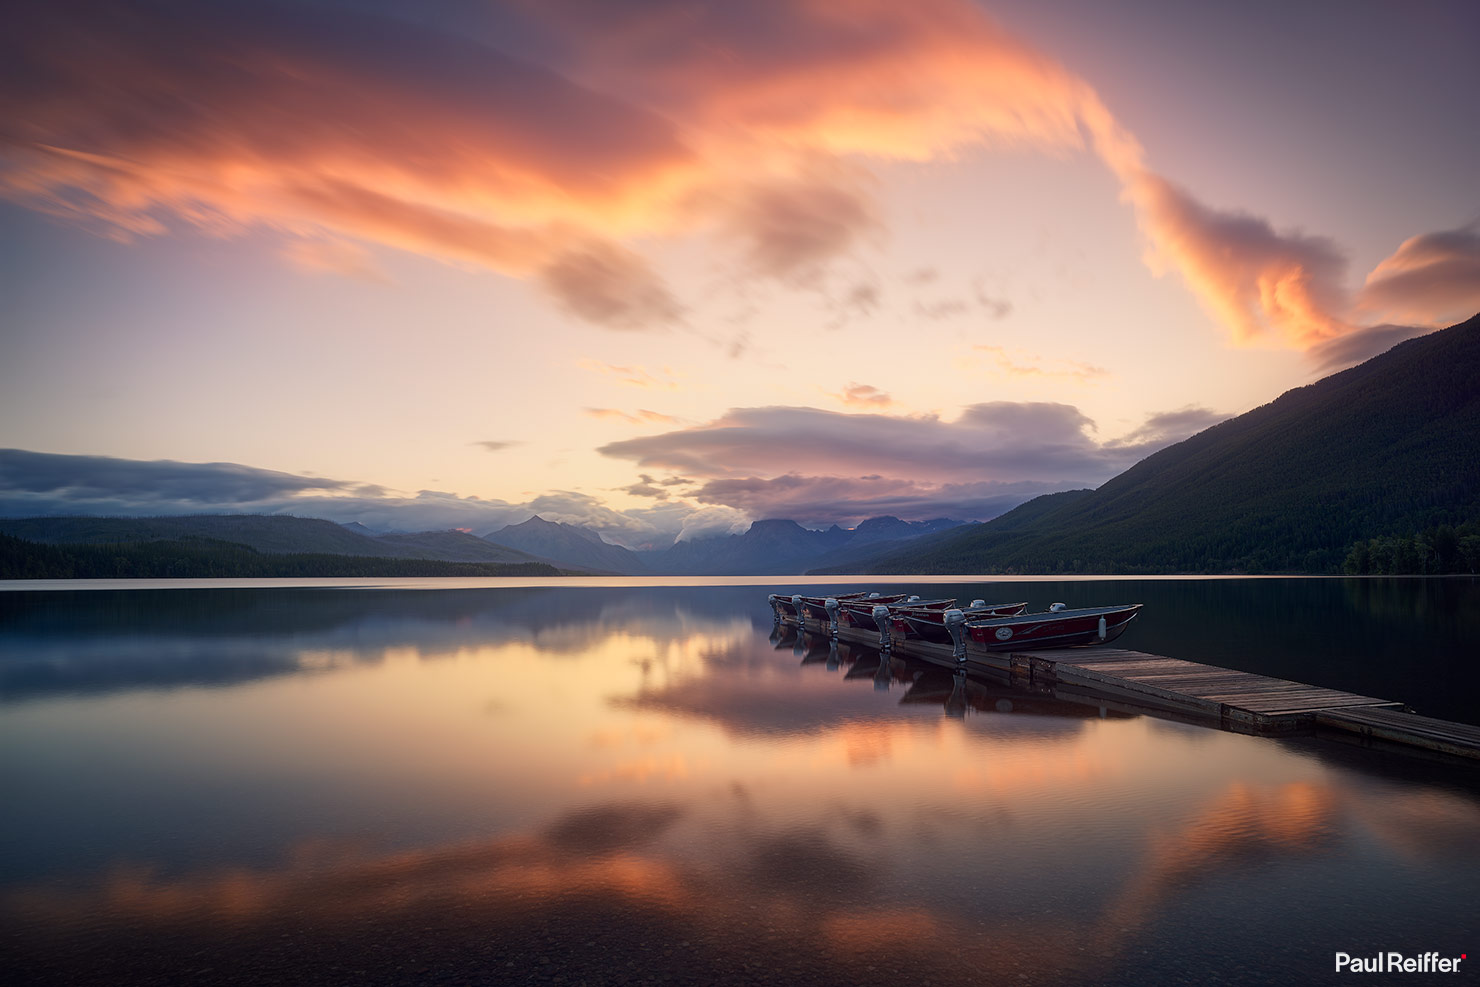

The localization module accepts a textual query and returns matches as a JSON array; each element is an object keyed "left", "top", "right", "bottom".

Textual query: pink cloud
[{"left": 1358, "top": 224, "right": 1480, "bottom": 326}]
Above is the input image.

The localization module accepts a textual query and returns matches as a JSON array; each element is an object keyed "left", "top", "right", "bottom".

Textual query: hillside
[
  {"left": 823, "top": 313, "right": 1480, "bottom": 574},
  {"left": 0, "top": 533, "right": 562, "bottom": 579},
  {"left": 370, "top": 530, "right": 551, "bottom": 565},
  {"left": 0, "top": 515, "right": 552, "bottom": 566},
  {"left": 483, "top": 516, "right": 649, "bottom": 574}
]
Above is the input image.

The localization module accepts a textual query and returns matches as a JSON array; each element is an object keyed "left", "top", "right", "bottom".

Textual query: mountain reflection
[{"left": 0, "top": 586, "right": 769, "bottom": 702}]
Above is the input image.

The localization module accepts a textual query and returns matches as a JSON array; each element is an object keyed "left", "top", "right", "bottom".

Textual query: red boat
[
  {"left": 893, "top": 600, "right": 1029, "bottom": 644},
  {"left": 964, "top": 604, "right": 1142, "bottom": 652},
  {"left": 838, "top": 595, "right": 949, "bottom": 632},
  {"left": 795, "top": 591, "right": 895, "bottom": 626}
]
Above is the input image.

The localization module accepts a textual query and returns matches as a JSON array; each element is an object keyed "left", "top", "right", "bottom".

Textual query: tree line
[
  {"left": 0, "top": 534, "right": 563, "bottom": 579},
  {"left": 1342, "top": 522, "right": 1480, "bottom": 575}
]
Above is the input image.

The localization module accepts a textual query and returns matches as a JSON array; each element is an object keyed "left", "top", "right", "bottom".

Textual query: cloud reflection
[{"left": 11, "top": 771, "right": 1473, "bottom": 987}]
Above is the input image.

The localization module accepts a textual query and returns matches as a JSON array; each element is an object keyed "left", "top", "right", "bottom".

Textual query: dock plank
[
  {"left": 791, "top": 616, "right": 1478, "bottom": 758},
  {"left": 1318, "top": 707, "right": 1480, "bottom": 760}
]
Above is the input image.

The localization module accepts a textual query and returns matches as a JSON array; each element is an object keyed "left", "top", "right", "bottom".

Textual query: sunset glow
[{"left": 2, "top": 0, "right": 1476, "bottom": 543}]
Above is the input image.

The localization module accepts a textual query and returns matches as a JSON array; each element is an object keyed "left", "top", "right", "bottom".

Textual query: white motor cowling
[
  {"left": 872, "top": 605, "right": 893, "bottom": 649},
  {"left": 824, "top": 598, "right": 841, "bottom": 635}
]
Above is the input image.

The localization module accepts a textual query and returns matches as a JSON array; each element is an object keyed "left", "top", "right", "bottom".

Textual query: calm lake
[{"left": 3, "top": 577, "right": 1478, "bottom": 986}]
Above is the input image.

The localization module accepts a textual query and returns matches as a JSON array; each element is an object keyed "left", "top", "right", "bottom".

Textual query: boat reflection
[{"left": 789, "top": 630, "right": 1137, "bottom": 726}]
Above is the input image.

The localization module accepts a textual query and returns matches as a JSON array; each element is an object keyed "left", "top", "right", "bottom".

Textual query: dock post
[
  {"left": 944, "top": 609, "right": 968, "bottom": 662},
  {"left": 825, "top": 598, "right": 840, "bottom": 637},
  {"left": 872, "top": 605, "right": 892, "bottom": 650}
]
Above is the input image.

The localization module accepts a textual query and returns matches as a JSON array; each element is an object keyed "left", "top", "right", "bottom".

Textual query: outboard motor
[
  {"left": 791, "top": 595, "right": 804, "bottom": 626},
  {"left": 970, "top": 599, "right": 985, "bottom": 609},
  {"left": 867, "top": 592, "right": 880, "bottom": 599},
  {"left": 943, "top": 608, "right": 968, "bottom": 661},
  {"left": 767, "top": 594, "right": 780, "bottom": 622},
  {"left": 1049, "top": 602, "right": 1067, "bottom": 612},
  {"left": 872, "top": 604, "right": 893, "bottom": 650},
  {"left": 906, "top": 595, "right": 921, "bottom": 604},
  {"left": 824, "top": 598, "right": 840, "bottom": 636}
]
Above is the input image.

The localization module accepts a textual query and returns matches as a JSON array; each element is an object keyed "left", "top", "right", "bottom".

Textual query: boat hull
[
  {"left": 895, "top": 603, "right": 1028, "bottom": 643},
  {"left": 839, "top": 596, "right": 949, "bottom": 632},
  {"left": 964, "top": 606, "right": 1141, "bottom": 653}
]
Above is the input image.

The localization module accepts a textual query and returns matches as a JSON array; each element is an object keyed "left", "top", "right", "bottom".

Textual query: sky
[{"left": 2, "top": 0, "right": 1478, "bottom": 548}]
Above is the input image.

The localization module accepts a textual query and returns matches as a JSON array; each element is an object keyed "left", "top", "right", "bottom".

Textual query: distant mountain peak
[{"left": 483, "top": 515, "right": 644, "bottom": 573}]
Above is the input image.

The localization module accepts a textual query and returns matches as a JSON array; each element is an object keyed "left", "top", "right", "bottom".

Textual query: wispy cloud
[
  {"left": 1357, "top": 223, "right": 1480, "bottom": 327},
  {"left": 710, "top": 168, "right": 879, "bottom": 287},
  {"left": 599, "top": 402, "right": 1209, "bottom": 488},
  {"left": 472, "top": 440, "right": 521, "bottom": 452},
  {"left": 281, "top": 239, "right": 389, "bottom": 284},
  {"left": 539, "top": 240, "right": 683, "bottom": 329},
  {"left": 584, "top": 408, "right": 682, "bottom": 427},
  {"left": 1105, "top": 406, "right": 1225, "bottom": 448},
  {"left": 1305, "top": 323, "right": 1433, "bottom": 373},
  {"left": 962, "top": 346, "right": 1108, "bottom": 383},
  {"left": 833, "top": 383, "right": 893, "bottom": 408},
  {"left": 578, "top": 362, "right": 684, "bottom": 390},
  {"left": 1, "top": 0, "right": 1445, "bottom": 347}
]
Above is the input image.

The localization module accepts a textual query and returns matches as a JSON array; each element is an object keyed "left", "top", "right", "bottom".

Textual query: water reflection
[{"left": 3, "top": 585, "right": 1479, "bottom": 987}]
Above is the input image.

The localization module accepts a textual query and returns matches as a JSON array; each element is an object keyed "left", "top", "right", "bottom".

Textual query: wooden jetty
[
  {"left": 892, "top": 639, "right": 1479, "bottom": 761},
  {"left": 947, "top": 645, "right": 1480, "bottom": 763},
  {"left": 777, "top": 604, "right": 1479, "bottom": 761}
]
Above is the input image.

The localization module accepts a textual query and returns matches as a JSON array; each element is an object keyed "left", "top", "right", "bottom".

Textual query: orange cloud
[
  {"left": 1358, "top": 223, "right": 1480, "bottom": 326},
  {"left": 967, "top": 345, "right": 1109, "bottom": 383},
  {"left": 834, "top": 382, "right": 892, "bottom": 408},
  {"left": 578, "top": 361, "right": 685, "bottom": 390},
  {"left": 1, "top": 1, "right": 696, "bottom": 327},
  {"left": 0, "top": 0, "right": 1441, "bottom": 346},
  {"left": 584, "top": 407, "right": 683, "bottom": 425},
  {"left": 281, "top": 238, "right": 389, "bottom": 283}
]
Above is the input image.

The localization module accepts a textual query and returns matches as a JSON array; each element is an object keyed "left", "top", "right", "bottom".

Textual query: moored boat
[
  {"left": 893, "top": 600, "right": 1029, "bottom": 644},
  {"left": 797, "top": 591, "right": 889, "bottom": 627},
  {"left": 837, "top": 594, "right": 944, "bottom": 632},
  {"left": 964, "top": 603, "right": 1142, "bottom": 652}
]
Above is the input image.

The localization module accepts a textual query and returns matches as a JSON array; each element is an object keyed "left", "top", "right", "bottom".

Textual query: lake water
[{"left": 2, "top": 577, "right": 1478, "bottom": 986}]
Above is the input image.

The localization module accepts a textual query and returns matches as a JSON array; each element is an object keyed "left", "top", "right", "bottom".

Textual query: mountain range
[
  {"left": 3, "top": 313, "right": 1476, "bottom": 576},
  {"left": 0, "top": 510, "right": 967, "bottom": 576}
]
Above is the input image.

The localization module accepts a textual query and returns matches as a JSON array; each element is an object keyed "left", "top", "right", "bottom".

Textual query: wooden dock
[
  {"left": 885, "top": 638, "right": 1479, "bottom": 761},
  {"left": 780, "top": 611, "right": 1478, "bottom": 761},
  {"left": 1315, "top": 706, "right": 1480, "bottom": 761}
]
